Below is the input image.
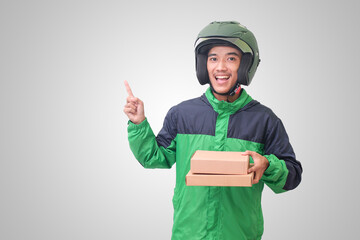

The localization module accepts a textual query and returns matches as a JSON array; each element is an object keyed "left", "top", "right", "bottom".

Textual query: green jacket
[{"left": 127, "top": 88, "right": 302, "bottom": 240}]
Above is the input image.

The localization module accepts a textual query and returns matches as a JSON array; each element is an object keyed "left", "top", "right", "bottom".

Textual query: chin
[{"left": 213, "top": 86, "right": 231, "bottom": 94}]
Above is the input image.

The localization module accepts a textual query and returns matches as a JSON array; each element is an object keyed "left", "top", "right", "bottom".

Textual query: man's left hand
[{"left": 242, "top": 151, "right": 269, "bottom": 184}]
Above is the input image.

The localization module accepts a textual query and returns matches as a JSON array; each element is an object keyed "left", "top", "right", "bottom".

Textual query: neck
[{"left": 213, "top": 91, "right": 241, "bottom": 103}]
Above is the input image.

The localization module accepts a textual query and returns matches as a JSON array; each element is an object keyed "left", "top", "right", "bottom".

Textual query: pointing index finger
[{"left": 124, "top": 80, "right": 134, "bottom": 97}]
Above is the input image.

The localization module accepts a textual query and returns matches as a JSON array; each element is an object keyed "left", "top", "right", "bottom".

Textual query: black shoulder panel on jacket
[
  {"left": 228, "top": 100, "right": 273, "bottom": 143},
  {"left": 156, "top": 95, "right": 217, "bottom": 148}
]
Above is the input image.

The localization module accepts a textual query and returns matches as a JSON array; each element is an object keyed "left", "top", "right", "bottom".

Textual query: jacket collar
[{"left": 204, "top": 87, "right": 253, "bottom": 114}]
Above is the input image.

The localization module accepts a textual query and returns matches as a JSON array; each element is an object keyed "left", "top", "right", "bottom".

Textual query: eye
[
  {"left": 228, "top": 57, "right": 237, "bottom": 61},
  {"left": 208, "top": 57, "right": 217, "bottom": 62}
]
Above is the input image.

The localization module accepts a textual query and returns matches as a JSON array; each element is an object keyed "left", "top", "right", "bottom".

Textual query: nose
[{"left": 216, "top": 59, "right": 227, "bottom": 71}]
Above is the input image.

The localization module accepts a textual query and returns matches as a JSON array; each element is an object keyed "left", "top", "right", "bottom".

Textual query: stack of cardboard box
[{"left": 186, "top": 150, "right": 254, "bottom": 187}]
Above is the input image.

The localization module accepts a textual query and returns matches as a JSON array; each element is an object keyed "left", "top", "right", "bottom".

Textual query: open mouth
[
  {"left": 215, "top": 76, "right": 230, "bottom": 80},
  {"left": 215, "top": 75, "right": 230, "bottom": 83}
]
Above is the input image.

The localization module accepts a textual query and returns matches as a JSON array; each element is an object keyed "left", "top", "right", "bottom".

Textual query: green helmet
[{"left": 195, "top": 21, "right": 260, "bottom": 92}]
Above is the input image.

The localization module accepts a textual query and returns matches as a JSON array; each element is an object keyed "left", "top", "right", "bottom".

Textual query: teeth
[{"left": 216, "top": 76, "right": 229, "bottom": 79}]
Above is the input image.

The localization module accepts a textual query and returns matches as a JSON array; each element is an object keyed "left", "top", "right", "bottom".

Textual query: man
[{"left": 124, "top": 21, "right": 302, "bottom": 240}]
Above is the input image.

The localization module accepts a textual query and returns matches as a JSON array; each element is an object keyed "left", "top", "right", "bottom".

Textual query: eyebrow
[{"left": 208, "top": 52, "right": 241, "bottom": 57}]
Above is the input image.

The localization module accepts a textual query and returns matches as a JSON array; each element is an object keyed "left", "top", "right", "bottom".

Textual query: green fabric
[
  {"left": 205, "top": 88, "right": 253, "bottom": 115},
  {"left": 127, "top": 89, "right": 289, "bottom": 239}
]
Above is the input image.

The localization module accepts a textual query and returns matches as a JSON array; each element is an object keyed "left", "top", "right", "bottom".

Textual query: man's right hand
[{"left": 123, "top": 80, "right": 146, "bottom": 125}]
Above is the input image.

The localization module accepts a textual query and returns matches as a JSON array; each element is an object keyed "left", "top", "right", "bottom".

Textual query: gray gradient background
[{"left": 1, "top": 0, "right": 359, "bottom": 239}]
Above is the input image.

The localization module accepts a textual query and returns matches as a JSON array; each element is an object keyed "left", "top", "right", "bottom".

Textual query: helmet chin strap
[{"left": 210, "top": 82, "right": 241, "bottom": 97}]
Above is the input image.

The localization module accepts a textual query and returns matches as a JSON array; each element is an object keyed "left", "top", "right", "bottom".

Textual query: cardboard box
[
  {"left": 185, "top": 171, "right": 254, "bottom": 187},
  {"left": 191, "top": 150, "right": 249, "bottom": 175}
]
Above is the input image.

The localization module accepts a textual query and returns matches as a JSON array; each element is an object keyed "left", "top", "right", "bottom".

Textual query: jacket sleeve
[
  {"left": 261, "top": 118, "right": 303, "bottom": 193},
  {"left": 127, "top": 108, "right": 177, "bottom": 169}
]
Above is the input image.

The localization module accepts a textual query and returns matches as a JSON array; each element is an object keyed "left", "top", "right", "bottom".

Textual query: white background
[{"left": 1, "top": 0, "right": 359, "bottom": 239}]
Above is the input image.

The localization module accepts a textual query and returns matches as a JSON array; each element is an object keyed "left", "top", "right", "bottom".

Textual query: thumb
[
  {"left": 242, "top": 150, "right": 256, "bottom": 157},
  {"left": 248, "top": 165, "right": 257, "bottom": 174}
]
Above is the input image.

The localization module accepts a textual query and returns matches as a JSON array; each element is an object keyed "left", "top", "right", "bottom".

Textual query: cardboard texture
[
  {"left": 191, "top": 150, "right": 249, "bottom": 175},
  {"left": 185, "top": 150, "right": 254, "bottom": 187},
  {"left": 186, "top": 171, "right": 254, "bottom": 187}
]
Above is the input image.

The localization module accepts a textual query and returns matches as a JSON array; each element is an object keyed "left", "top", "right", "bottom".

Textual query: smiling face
[{"left": 207, "top": 46, "right": 242, "bottom": 100}]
